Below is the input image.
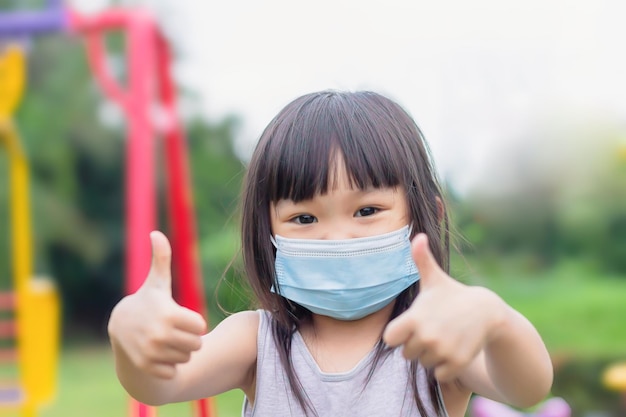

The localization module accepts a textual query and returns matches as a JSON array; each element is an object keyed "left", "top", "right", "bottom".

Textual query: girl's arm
[
  {"left": 108, "top": 231, "right": 258, "bottom": 405},
  {"left": 383, "top": 234, "right": 553, "bottom": 409},
  {"left": 456, "top": 301, "right": 554, "bottom": 407}
]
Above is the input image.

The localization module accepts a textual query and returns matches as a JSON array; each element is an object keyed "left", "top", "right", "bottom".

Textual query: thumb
[
  {"left": 145, "top": 230, "right": 173, "bottom": 295},
  {"left": 411, "top": 233, "right": 442, "bottom": 288},
  {"left": 382, "top": 309, "right": 414, "bottom": 348}
]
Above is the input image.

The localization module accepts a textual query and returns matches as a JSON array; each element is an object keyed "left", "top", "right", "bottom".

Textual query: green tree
[
  {"left": 185, "top": 116, "right": 249, "bottom": 324},
  {"left": 454, "top": 122, "right": 626, "bottom": 274}
]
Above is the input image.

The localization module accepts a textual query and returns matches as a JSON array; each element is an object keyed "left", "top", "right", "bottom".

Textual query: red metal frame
[{"left": 68, "top": 8, "right": 213, "bottom": 417}]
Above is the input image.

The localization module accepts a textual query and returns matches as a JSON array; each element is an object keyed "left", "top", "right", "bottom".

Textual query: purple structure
[{"left": 0, "top": 0, "right": 68, "bottom": 37}]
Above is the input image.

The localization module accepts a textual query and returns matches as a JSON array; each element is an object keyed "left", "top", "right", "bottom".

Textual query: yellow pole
[
  {"left": 0, "top": 44, "right": 30, "bottom": 292},
  {"left": 1, "top": 44, "right": 37, "bottom": 417},
  {"left": 1, "top": 120, "right": 60, "bottom": 411},
  {"left": 0, "top": 45, "right": 25, "bottom": 117},
  {"left": 0, "top": 119, "right": 32, "bottom": 293},
  {"left": 1, "top": 41, "right": 62, "bottom": 417}
]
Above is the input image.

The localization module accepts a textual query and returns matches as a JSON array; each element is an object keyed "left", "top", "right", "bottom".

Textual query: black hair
[{"left": 241, "top": 90, "right": 449, "bottom": 416}]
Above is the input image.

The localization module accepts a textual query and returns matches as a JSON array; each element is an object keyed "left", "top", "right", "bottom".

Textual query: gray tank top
[{"left": 242, "top": 310, "right": 447, "bottom": 417}]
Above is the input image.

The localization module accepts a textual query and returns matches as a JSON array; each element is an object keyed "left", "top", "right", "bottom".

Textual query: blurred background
[{"left": 0, "top": 0, "right": 625, "bottom": 416}]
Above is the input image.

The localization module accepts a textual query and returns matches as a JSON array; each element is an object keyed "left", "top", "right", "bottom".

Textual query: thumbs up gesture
[
  {"left": 383, "top": 233, "right": 506, "bottom": 382},
  {"left": 108, "top": 231, "right": 207, "bottom": 379}
]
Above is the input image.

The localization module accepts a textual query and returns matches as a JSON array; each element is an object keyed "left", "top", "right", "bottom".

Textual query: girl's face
[{"left": 270, "top": 158, "right": 409, "bottom": 240}]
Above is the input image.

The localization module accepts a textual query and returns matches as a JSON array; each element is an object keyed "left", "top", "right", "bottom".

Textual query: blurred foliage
[
  {"left": 182, "top": 116, "right": 249, "bottom": 325},
  {"left": 0, "top": 31, "right": 246, "bottom": 337},
  {"left": 553, "top": 358, "right": 623, "bottom": 417},
  {"left": 450, "top": 123, "right": 626, "bottom": 275},
  {"left": 0, "top": 0, "right": 50, "bottom": 11}
]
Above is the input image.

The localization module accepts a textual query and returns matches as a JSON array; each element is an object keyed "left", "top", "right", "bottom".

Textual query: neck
[
  {"left": 297, "top": 302, "right": 396, "bottom": 373},
  {"left": 307, "top": 302, "right": 395, "bottom": 343}
]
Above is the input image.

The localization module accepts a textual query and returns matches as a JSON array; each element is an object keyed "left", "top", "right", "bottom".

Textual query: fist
[
  {"left": 383, "top": 233, "right": 503, "bottom": 382},
  {"left": 108, "top": 231, "right": 207, "bottom": 379}
]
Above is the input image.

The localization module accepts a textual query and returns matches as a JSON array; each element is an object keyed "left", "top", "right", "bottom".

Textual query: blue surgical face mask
[{"left": 271, "top": 225, "right": 419, "bottom": 321}]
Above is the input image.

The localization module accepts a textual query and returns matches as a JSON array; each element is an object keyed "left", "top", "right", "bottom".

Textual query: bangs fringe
[{"left": 265, "top": 92, "right": 407, "bottom": 203}]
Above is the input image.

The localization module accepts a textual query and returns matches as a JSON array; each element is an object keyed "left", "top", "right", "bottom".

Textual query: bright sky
[{"left": 72, "top": 0, "right": 626, "bottom": 193}]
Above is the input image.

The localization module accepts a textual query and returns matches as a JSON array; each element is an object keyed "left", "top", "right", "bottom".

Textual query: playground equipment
[
  {"left": 1, "top": 1, "right": 215, "bottom": 416},
  {"left": 0, "top": 45, "right": 61, "bottom": 417},
  {"left": 68, "top": 5, "right": 216, "bottom": 417},
  {"left": 471, "top": 396, "right": 571, "bottom": 417}
]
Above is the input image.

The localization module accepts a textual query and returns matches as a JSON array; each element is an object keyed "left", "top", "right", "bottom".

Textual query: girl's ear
[{"left": 435, "top": 196, "right": 445, "bottom": 223}]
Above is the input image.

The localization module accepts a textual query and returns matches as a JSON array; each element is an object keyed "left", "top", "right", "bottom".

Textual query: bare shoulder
[
  {"left": 213, "top": 309, "right": 261, "bottom": 334},
  {"left": 205, "top": 310, "right": 260, "bottom": 365}
]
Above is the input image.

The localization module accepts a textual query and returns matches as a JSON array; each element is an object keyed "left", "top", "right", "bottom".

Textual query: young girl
[{"left": 108, "top": 90, "right": 553, "bottom": 417}]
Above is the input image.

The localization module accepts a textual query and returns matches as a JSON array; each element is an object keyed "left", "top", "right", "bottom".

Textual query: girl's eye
[
  {"left": 293, "top": 214, "right": 317, "bottom": 224},
  {"left": 355, "top": 207, "right": 379, "bottom": 217}
]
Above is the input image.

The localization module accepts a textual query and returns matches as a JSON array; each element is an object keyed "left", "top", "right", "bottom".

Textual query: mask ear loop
[
  {"left": 406, "top": 224, "right": 416, "bottom": 241},
  {"left": 269, "top": 239, "right": 300, "bottom": 325}
]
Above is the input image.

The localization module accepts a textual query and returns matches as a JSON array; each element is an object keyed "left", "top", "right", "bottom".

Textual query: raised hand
[
  {"left": 107, "top": 231, "right": 207, "bottom": 379},
  {"left": 383, "top": 233, "right": 505, "bottom": 382}
]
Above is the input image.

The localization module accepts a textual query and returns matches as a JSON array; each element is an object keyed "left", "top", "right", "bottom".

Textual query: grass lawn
[
  {"left": 456, "top": 255, "right": 626, "bottom": 359},
  {"left": 37, "top": 344, "right": 244, "bottom": 417}
]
